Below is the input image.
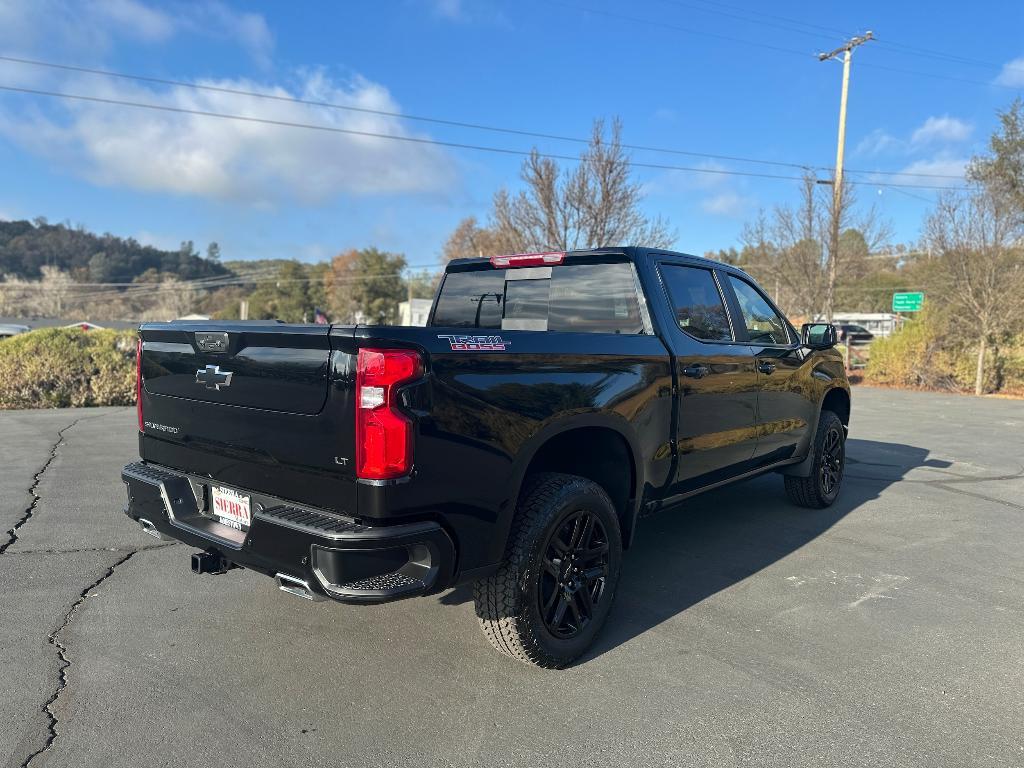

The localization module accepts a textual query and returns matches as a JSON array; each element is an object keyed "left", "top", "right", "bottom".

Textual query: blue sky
[{"left": 0, "top": 0, "right": 1022, "bottom": 270}]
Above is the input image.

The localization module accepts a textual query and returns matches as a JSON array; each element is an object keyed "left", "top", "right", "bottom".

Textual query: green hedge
[{"left": 0, "top": 328, "right": 137, "bottom": 409}]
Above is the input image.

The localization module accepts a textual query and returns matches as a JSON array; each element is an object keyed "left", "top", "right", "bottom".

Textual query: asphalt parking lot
[{"left": 1, "top": 387, "right": 1022, "bottom": 768}]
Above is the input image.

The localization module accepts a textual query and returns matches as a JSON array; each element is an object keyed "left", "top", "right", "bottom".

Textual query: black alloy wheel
[
  {"left": 784, "top": 409, "right": 846, "bottom": 509},
  {"left": 473, "top": 472, "right": 623, "bottom": 668},
  {"left": 538, "top": 509, "right": 610, "bottom": 639},
  {"left": 820, "top": 424, "right": 844, "bottom": 496}
]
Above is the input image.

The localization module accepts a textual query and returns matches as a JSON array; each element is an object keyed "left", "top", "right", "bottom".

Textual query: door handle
[
  {"left": 682, "top": 363, "right": 709, "bottom": 379},
  {"left": 757, "top": 360, "right": 776, "bottom": 375}
]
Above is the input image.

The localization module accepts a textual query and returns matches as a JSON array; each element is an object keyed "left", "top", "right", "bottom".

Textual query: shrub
[
  {"left": 0, "top": 328, "right": 137, "bottom": 409},
  {"left": 866, "top": 308, "right": 1024, "bottom": 394},
  {"left": 864, "top": 307, "right": 960, "bottom": 390}
]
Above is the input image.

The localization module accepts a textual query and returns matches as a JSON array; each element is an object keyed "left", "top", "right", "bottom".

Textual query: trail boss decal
[{"left": 437, "top": 334, "right": 510, "bottom": 351}]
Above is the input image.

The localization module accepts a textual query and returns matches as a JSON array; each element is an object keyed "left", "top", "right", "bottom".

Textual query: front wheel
[
  {"left": 784, "top": 410, "right": 846, "bottom": 508},
  {"left": 473, "top": 472, "right": 623, "bottom": 668}
]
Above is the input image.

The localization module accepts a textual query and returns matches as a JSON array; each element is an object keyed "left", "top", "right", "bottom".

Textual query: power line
[
  {"left": 664, "top": 0, "right": 853, "bottom": 38},
  {"left": 873, "top": 183, "right": 938, "bottom": 205},
  {"left": 8, "top": 266, "right": 445, "bottom": 303},
  {"left": 0, "top": 265, "right": 430, "bottom": 302},
  {"left": 647, "top": 0, "right": 843, "bottom": 44},
  {"left": 549, "top": 2, "right": 815, "bottom": 59},
  {"left": 648, "top": 0, "right": 1007, "bottom": 71},
  {"left": 0, "top": 83, "right": 970, "bottom": 191},
  {"left": 0, "top": 53, "right": 964, "bottom": 180},
  {"left": 549, "top": 2, "right": 1020, "bottom": 91}
]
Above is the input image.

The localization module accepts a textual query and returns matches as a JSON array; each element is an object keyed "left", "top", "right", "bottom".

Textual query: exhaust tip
[
  {"left": 138, "top": 518, "right": 173, "bottom": 541},
  {"left": 275, "top": 573, "right": 325, "bottom": 601}
]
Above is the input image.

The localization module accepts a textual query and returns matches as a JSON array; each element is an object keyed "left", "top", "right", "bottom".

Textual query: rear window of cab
[{"left": 431, "top": 261, "right": 645, "bottom": 334}]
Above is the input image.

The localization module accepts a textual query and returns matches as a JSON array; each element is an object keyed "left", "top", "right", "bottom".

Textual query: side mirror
[{"left": 801, "top": 322, "right": 838, "bottom": 350}]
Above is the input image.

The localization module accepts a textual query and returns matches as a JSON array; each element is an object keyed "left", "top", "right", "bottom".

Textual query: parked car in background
[
  {"left": 834, "top": 323, "right": 874, "bottom": 345},
  {"left": 0, "top": 323, "right": 30, "bottom": 339}
]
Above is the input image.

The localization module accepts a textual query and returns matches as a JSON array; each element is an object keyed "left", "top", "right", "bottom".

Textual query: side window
[
  {"left": 548, "top": 263, "right": 643, "bottom": 334},
  {"left": 660, "top": 265, "right": 733, "bottom": 342},
  {"left": 727, "top": 276, "right": 791, "bottom": 345}
]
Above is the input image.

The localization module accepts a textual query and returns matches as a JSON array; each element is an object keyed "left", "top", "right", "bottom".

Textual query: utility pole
[{"left": 819, "top": 31, "right": 873, "bottom": 322}]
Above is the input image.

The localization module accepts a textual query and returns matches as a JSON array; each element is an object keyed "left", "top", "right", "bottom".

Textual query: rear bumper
[{"left": 121, "top": 461, "right": 455, "bottom": 604}]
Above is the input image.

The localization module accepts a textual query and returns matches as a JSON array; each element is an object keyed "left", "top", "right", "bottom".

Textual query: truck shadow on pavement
[
  {"left": 440, "top": 438, "right": 951, "bottom": 665},
  {"left": 585, "top": 438, "right": 951, "bottom": 662}
]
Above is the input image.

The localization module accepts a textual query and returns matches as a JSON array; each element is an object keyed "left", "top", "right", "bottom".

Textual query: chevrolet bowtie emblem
[{"left": 195, "top": 364, "right": 233, "bottom": 390}]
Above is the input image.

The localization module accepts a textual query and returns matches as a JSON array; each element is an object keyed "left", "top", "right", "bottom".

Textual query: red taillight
[
  {"left": 136, "top": 336, "right": 144, "bottom": 432},
  {"left": 489, "top": 252, "right": 565, "bottom": 268},
  {"left": 355, "top": 348, "right": 423, "bottom": 480}
]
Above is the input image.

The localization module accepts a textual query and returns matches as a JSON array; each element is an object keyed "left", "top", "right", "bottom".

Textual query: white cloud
[
  {"left": 423, "top": 0, "right": 508, "bottom": 25},
  {"left": 855, "top": 128, "right": 900, "bottom": 157},
  {"left": 647, "top": 160, "right": 731, "bottom": 195},
  {"left": 896, "top": 156, "right": 968, "bottom": 184},
  {"left": 910, "top": 116, "right": 972, "bottom": 147},
  {"left": 701, "top": 192, "right": 752, "bottom": 217},
  {"left": 431, "top": 0, "right": 463, "bottom": 20},
  {"left": 0, "top": 0, "right": 273, "bottom": 64},
  {"left": 855, "top": 115, "right": 972, "bottom": 161},
  {"left": 178, "top": 1, "right": 274, "bottom": 67},
  {"left": 0, "top": 71, "right": 456, "bottom": 204},
  {"left": 91, "top": 0, "right": 175, "bottom": 42},
  {"left": 995, "top": 56, "right": 1024, "bottom": 87}
]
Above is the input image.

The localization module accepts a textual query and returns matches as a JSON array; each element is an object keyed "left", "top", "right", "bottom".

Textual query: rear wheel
[
  {"left": 785, "top": 410, "right": 846, "bottom": 508},
  {"left": 473, "top": 472, "right": 622, "bottom": 668}
]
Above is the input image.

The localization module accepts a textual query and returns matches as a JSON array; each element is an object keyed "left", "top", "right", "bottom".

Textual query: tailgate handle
[{"left": 195, "top": 332, "right": 229, "bottom": 353}]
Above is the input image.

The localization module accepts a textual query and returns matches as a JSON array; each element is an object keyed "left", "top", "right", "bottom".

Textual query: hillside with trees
[{"left": 0, "top": 218, "right": 227, "bottom": 283}]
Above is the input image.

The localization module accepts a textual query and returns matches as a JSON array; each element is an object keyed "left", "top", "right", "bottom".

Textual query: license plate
[{"left": 210, "top": 486, "right": 251, "bottom": 531}]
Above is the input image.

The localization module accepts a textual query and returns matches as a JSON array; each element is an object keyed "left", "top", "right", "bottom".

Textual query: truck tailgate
[
  {"left": 138, "top": 322, "right": 357, "bottom": 514},
  {"left": 142, "top": 322, "right": 331, "bottom": 415}
]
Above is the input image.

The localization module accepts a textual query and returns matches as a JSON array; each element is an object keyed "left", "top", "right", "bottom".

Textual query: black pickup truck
[{"left": 123, "top": 247, "right": 849, "bottom": 667}]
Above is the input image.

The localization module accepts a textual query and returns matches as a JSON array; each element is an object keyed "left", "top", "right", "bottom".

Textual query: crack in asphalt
[
  {"left": 932, "top": 483, "right": 1024, "bottom": 511},
  {"left": 18, "top": 543, "right": 175, "bottom": 768},
  {"left": 4, "top": 545, "right": 169, "bottom": 556},
  {"left": 0, "top": 419, "right": 83, "bottom": 555},
  {"left": 1, "top": 411, "right": 115, "bottom": 556},
  {"left": 0, "top": 408, "right": 173, "bottom": 767}
]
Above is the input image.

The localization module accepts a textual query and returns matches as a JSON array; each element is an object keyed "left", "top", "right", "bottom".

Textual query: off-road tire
[
  {"left": 473, "top": 472, "right": 623, "bottom": 668},
  {"left": 785, "top": 410, "right": 846, "bottom": 509}
]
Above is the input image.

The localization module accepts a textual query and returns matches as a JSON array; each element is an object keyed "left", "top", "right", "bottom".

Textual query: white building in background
[
  {"left": 398, "top": 298, "right": 432, "bottom": 327},
  {"left": 826, "top": 312, "right": 905, "bottom": 338}
]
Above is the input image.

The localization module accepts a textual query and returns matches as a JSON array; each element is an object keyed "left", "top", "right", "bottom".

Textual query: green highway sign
[{"left": 892, "top": 292, "right": 924, "bottom": 312}]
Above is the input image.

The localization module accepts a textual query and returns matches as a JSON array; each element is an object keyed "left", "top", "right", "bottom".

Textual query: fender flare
[
  {"left": 490, "top": 412, "right": 646, "bottom": 560},
  {"left": 778, "top": 384, "right": 851, "bottom": 478}
]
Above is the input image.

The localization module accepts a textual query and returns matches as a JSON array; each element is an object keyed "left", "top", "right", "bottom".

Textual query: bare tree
[
  {"left": 767, "top": 174, "right": 828, "bottom": 318},
  {"left": 924, "top": 190, "right": 1024, "bottom": 395},
  {"left": 489, "top": 119, "right": 674, "bottom": 252},
  {"left": 0, "top": 276, "right": 31, "bottom": 316},
  {"left": 37, "top": 266, "right": 76, "bottom": 316},
  {"left": 441, "top": 216, "right": 504, "bottom": 261},
  {"left": 741, "top": 173, "right": 890, "bottom": 319},
  {"left": 144, "top": 277, "right": 198, "bottom": 321}
]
